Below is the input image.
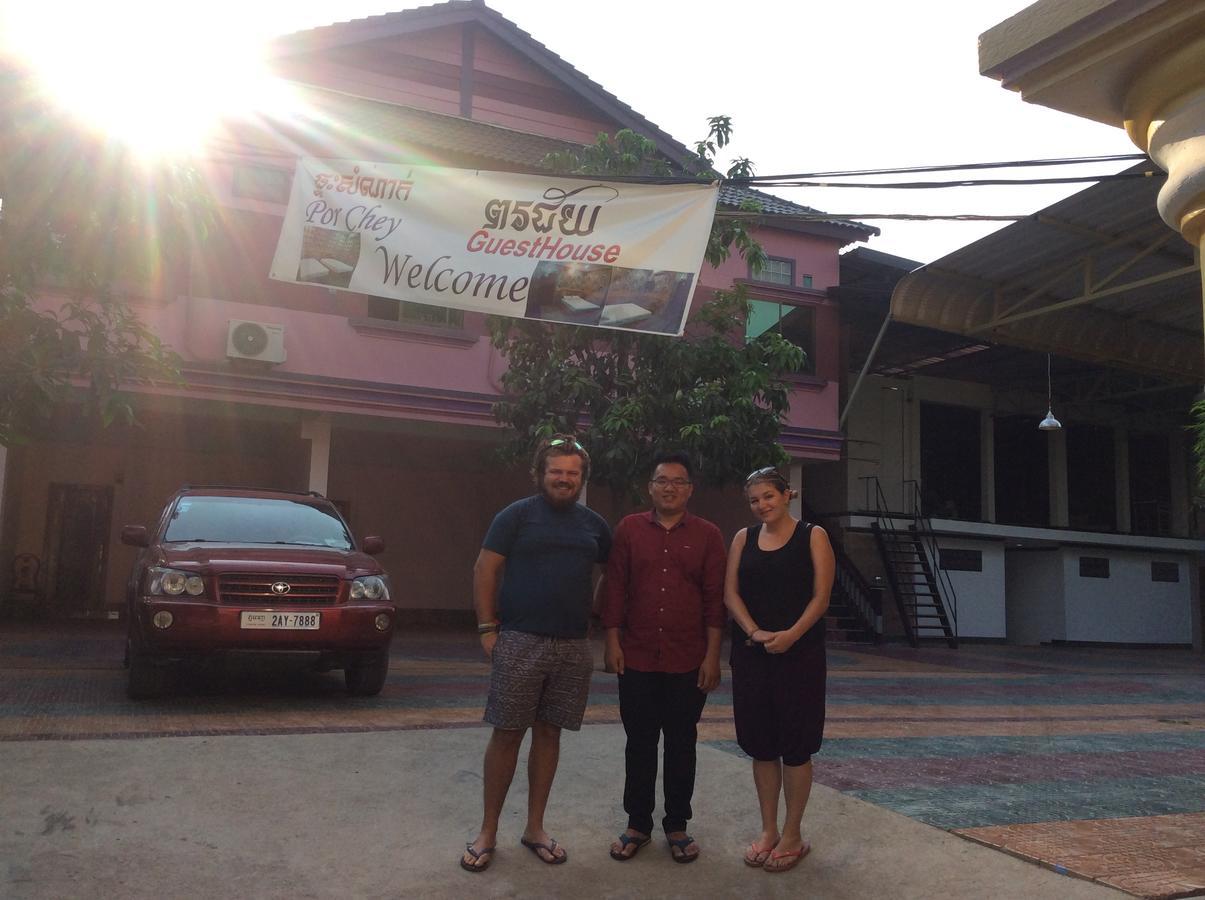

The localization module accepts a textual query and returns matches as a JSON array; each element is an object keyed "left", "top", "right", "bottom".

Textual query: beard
[{"left": 541, "top": 480, "right": 583, "bottom": 509}]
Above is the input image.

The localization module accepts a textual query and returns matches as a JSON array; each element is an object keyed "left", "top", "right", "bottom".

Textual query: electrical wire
[
  {"left": 713, "top": 212, "right": 1029, "bottom": 221},
  {"left": 738, "top": 153, "right": 1147, "bottom": 181},
  {"left": 741, "top": 171, "right": 1163, "bottom": 190}
]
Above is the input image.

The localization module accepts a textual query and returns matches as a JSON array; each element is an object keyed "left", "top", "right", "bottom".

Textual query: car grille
[{"left": 218, "top": 574, "right": 341, "bottom": 605}]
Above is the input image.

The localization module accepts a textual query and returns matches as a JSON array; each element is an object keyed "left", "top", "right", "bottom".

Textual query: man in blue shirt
[{"left": 460, "top": 434, "right": 611, "bottom": 873}]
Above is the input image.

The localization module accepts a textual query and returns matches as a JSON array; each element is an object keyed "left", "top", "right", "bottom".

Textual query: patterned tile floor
[{"left": 2, "top": 623, "right": 1204, "bottom": 898}]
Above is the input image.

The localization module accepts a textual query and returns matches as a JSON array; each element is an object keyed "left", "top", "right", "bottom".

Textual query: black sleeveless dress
[{"left": 729, "top": 522, "right": 826, "bottom": 765}]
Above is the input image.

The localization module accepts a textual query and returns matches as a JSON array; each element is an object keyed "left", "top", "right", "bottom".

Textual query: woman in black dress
[{"left": 723, "top": 467, "right": 834, "bottom": 874}]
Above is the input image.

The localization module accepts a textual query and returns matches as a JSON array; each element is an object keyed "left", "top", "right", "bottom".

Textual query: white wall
[
  {"left": 933, "top": 538, "right": 1007, "bottom": 639},
  {"left": 1005, "top": 549, "right": 1065, "bottom": 644},
  {"left": 1062, "top": 550, "right": 1193, "bottom": 644}
]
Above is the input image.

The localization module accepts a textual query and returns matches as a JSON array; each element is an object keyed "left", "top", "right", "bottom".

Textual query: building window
[
  {"left": 365, "top": 297, "right": 464, "bottom": 329},
  {"left": 920, "top": 403, "right": 981, "bottom": 521},
  {"left": 1151, "top": 561, "right": 1180, "bottom": 583},
  {"left": 232, "top": 165, "right": 292, "bottom": 203},
  {"left": 745, "top": 300, "right": 815, "bottom": 375},
  {"left": 800, "top": 274, "right": 814, "bottom": 288},
  {"left": 1079, "top": 557, "right": 1110, "bottom": 578},
  {"left": 1067, "top": 424, "right": 1116, "bottom": 532},
  {"left": 750, "top": 257, "right": 794, "bottom": 286},
  {"left": 939, "top": 549, "right": 982, "bottom": 572}
]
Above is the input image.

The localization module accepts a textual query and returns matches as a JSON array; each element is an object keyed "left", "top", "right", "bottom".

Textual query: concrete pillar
[
  {"left": 980, "top": 410, "right": 996, "bottom": 523},
  {"left": 1190, "top": 555, "right": 1203, "bottom": 653},
  {"left": 0, "top": 444, "right": 8, "bottom": 539},
  {"left": 1124, "top": 34, "right": 1205, "bottom": 355},
  {"left": 0, "top": 443, "right": 8, "bottom": 597},
  {"left": 300, "top": 416, "right": 331, "bottom": 496},
  {"left": 1169, "top": 428, "right": 1191, "bottom": 536},
  {"left": 1047, "top": 428, "right": 1069, "bottom": 528},
  {"left": 789, "top": 461, "right": 803, "bottom": 520},
  {"left": 1114, "top": 427, "right": 1132, "bottom": 533}
]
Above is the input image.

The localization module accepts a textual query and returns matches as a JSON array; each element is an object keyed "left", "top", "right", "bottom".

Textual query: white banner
[{"left": 269, "top": 159, "right": 718, "bottom": 335}]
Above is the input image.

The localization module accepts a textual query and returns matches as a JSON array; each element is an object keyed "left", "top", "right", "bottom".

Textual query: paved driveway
[{"left": 2, "top": 623, "right": 1202, "bottom": 898}]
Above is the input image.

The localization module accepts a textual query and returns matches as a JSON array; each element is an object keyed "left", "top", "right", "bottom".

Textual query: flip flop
[
  {"left": 764, "top": 841, "right": 810, "bottom": 874},
  {"left": 609, "top": 832, "right": 651, "bottom": 861},
  {"left": 743, "top": 840, "right": 776, "bottom": 867},
  {"left": 520, "top": 836, "right": 568, "bottom": 864},
  {"left": 459, "top": 843, "right": 495, "bottom": 873},
  {"left": 667, "top": 834, "right": 700, "bottom": 864}
]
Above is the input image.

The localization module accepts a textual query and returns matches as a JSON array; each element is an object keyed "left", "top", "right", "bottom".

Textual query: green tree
[
  {"left": 0, "top": 66, "right": 199, "bottom": 445},
  {"left": 489, "top": 118, "right": 805, "bottom": 499}
]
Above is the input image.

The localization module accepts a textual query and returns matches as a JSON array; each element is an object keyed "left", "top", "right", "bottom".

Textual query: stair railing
[
  {"left": 903, "top": 480, "right": 959, "bottom": 644},
  {"left": 831, "top": 540, "right": 883, "bottom": 641},
  {"left": 863, "top": 475, "right": 920, "bottom": 643},
  {"left": 800, "top": 500, "right": 882, "bottom": 641}
]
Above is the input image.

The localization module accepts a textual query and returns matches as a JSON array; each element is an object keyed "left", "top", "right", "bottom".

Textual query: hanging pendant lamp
[{"left": 1038, "top": 352, "right": 1062, "bottom": 431}]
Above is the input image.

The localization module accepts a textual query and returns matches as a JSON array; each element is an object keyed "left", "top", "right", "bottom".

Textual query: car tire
[
  {"left": 127, "top": 638, "right": 175, "bottom": 700},
  {"left": 344, "top": 648, "right": 389, "bottom": 696}
]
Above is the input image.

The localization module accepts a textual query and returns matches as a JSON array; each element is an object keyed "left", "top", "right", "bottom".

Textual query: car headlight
[
  {"left": 147, "top": 567, "right": 205, "bottom": 597},
  {"left": 350, "top": 575, "right": 389, "bottom": 601}
]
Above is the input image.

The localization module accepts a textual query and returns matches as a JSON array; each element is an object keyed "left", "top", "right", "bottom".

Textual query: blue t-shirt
[{"left": 483, "top": 494, "right": 612, "bottom": 638}]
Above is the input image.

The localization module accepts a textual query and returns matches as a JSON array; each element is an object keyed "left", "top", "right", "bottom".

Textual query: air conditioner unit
[{"left": 226, "top": 319, "right": 286, "bottom": 364}]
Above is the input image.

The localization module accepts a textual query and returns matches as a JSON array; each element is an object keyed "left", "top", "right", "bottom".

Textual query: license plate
[{"left": 240, "top": 611, "right": 321, "bottom": 630}]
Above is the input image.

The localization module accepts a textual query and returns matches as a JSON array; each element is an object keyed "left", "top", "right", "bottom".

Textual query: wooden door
[{"left": 41, "top": 483, "right": 114, "bottom": 617}]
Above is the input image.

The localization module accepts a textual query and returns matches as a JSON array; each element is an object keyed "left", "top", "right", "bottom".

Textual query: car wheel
[
  {"left": 344, "top": 648, "right": 389, "bottom": 696},
  {"left": 127, "top": 639, "right": 175, "bottom": 700}
]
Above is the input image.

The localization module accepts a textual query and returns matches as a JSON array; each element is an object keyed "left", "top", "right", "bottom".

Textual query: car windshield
[{"left": 163, "top": 497, "right": 353, "bottom": 549}]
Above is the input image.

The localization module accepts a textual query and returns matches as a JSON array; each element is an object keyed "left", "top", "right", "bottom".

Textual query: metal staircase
[
  {"left": 867, "top": 479, "right": 958, "bottom": 648},
  {"left": 801, "top": 502, "right": 881, "bottom": 643}
]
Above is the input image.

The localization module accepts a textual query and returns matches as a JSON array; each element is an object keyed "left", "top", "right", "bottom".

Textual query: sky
[{"left": 4, "top": 0, "right": 1142, "bottom": 264}]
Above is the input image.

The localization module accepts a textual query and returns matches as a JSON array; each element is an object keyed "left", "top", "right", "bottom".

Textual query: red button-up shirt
[{"left": 601, "top": 510, "right": 727, "bottom": 673}]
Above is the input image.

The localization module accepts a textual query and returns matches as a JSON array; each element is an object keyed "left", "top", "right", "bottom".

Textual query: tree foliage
[
  {"left": 1191, "top": 396, "right": 1205, "bottom": 498},
  {"left": 0, "top": 66, "right": 200, "bottom": 445},
  {"left": 489, "top": 118, "right": 805, "bottom": 499}
]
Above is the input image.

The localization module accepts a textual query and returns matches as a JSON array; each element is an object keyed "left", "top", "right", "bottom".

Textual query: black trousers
[{"left": 617, "top": 667, "right": 708, "bottom": 835}]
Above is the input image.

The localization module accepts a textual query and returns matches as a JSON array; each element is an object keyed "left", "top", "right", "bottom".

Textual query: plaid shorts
[{"left": 484, "top": 630, "right": 593, "bottom": 731}]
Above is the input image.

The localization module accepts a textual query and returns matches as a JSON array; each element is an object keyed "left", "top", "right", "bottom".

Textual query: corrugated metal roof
[{"left": 890, "top": 166, "right": 1202, "bottom": 382}]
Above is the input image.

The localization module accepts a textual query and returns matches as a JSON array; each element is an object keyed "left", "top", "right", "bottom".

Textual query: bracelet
[{"left": 477, "top": 622, "right": 500, "bottom": 635}]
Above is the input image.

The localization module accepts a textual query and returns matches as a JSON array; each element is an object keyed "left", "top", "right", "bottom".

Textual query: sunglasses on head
[
  {"left": 745, "top": 466, "right": 784, "bottom": 483},
  {"left": 548, "top": 437, "right": 585, "bottom": 451}
]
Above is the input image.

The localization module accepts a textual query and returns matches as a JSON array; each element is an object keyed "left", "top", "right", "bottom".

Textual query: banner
[{"left": 269, "top": 159, "right": 718, "bottom": 336}]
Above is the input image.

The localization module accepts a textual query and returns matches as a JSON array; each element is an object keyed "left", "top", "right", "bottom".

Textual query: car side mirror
[
  {"left": 361, "top": 536, "right": 385, "bottom": 555},
  {"left": 121, "top": 525, "right": 151, "bottom": 548}
]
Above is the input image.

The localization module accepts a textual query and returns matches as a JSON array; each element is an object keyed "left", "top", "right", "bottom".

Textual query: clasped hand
[{"left": 750, "top": 628, "right": 797, "bottom": 654}]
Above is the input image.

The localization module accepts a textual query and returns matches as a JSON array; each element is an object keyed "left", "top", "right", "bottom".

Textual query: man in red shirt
[{"left": 602, "top": 451, "right": 727, "bottom": 863}]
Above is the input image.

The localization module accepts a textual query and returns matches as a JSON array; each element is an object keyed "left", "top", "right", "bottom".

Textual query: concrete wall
[
  {"left": 1005, "top": 549, "right": 1065, "bottom": 644},
  {"left": 1061, "top": 549, "right": 1193, "bottom": 644},
  {"left": 934, "top": 538, "right": 1007, "bottom": 639}
]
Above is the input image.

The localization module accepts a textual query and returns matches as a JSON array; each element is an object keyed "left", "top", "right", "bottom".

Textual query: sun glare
[{"left": 3, "top": 4, "right": 291, "bottom": 159}]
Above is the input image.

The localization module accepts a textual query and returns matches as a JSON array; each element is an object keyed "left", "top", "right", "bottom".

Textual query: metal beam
[{"left": 970, "top": 264, "right": 1200, "bottom": 332}]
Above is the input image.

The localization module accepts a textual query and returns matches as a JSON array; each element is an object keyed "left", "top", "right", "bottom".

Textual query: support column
[
  {"left": 789, "top": 461, "right": 803, "bottom": 520},
  {"left": 1124, "top": 35, "right": 1205, "bottom": 355},
  {"left": 1114, "top": 427, "right": 1132, "bottom": 533},
  {"left": 0, "top": 443, "right": 8, "bottom": 598},
  {"left": 1169, "top": 428, "right": 1191, "bottom": 537},
  {"left": 980, "top": 410, "right": 996, "bottom": 523},
  {"left": 1047, "top": 428, "right": 1069, "bottom": 528},
  {"left": 300, "top": 416, "right": 331, "bottom": 497}
]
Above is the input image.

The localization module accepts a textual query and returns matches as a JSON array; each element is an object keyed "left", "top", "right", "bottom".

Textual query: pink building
[{"left": 1, "top": 1, "right": 873, "bottom": 620}]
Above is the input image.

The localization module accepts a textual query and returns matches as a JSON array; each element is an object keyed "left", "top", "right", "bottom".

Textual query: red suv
[{"left": 121, "top": 486, "right": 394, "bottom": 698}]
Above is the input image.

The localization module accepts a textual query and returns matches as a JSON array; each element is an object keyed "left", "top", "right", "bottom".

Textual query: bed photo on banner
[{"left": 269, "top": 159, "right": 719, "bottom": 336}]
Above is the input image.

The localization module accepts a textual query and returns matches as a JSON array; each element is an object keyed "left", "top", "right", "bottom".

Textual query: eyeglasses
[
  {"left": 547, "top": 437, "right": 585, "bottom": 451},
  {"left": 650, "top": 477, "right": 692, "bottom": 488}
]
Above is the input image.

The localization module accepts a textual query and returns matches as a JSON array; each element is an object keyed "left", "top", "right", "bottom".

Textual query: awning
[{"left": 890, "top": 167, "right": 1202, "bottom": 384}]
